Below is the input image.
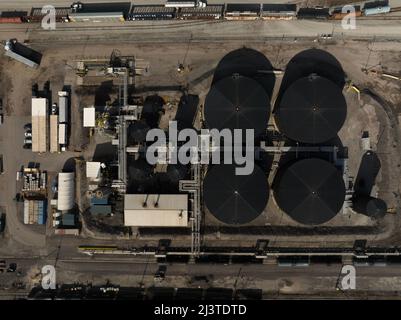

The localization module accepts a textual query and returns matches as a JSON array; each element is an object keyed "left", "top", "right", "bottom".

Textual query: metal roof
[
  {"left": 203, "top": 164, "right": 268, "bottom": 225},
  {"left": 274, "top": 158, "right": 345, "bottom": 225},
  {"left": 86, "top": 161, "right": 101, "bottom": 179},
  {"left": 275, "top": 75, "right": 346, "bottom": 144},
  {"left": 32, "top": 98, "right": 48, "bottom": 153},
  {"left": 83, "top": 107, "right": 95, "bottom": 127},
  {"left": 124, "top": 194, "right": 188, "bottom": 227},
  {"left": 57, "top": 172, "right": 75, "bottom": 211},
  {"left": 204, "top": 75, "right": 270, "bottom": 137}
]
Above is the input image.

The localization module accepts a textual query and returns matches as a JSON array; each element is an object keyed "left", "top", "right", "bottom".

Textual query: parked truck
[{"left": 4, "top": 39, "right": 41, "bottom": 68}]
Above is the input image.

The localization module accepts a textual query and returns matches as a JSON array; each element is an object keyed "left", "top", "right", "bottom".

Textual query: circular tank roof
[
  {"left": 203, "top": 164, "right": 269, "bottom": 225},
  {"left": 275, "top": 75, "right": 346, "bottom": 144},
  {"left": 204, "top": 75, "right": 270, "bottom": 137},
  {"left": 274, "top": 158, "right": 345, "bottom": 225}
]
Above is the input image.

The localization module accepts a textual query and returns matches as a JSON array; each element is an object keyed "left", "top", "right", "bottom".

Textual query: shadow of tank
[
  {"left": 126, "top": 156, "right": 154, "bottom": 194},
  {"left": 274, "top": 48, "right": 346, "bottom": 113},
  {"left": 212, "top": 47, "right": 276, "bottom": 99}
]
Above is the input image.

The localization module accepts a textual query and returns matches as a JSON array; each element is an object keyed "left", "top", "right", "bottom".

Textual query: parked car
[
  {"left": 23, "top": 144, "right": 32, "bottom": 149},
  {"left": 23, "top": 138, "right": 32, "bottom": 145},
  {"left": 51, "top": 103, "right": 58, "bottom": 115},
  {"left": 24, "top": 123, "right": 31, "bottom": 130},
  {"left": 24, "top": 130, "right": 32, "bottom": 138}
]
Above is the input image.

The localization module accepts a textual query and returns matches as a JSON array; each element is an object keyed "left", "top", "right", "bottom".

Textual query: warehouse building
[
  {"left": 31, "top": 98, "right": 48, "bottom": 153},
  {"left": 124, "top": 194, "right": 188, "bottom": 227}
]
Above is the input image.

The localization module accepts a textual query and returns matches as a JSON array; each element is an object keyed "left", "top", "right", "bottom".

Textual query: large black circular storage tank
[
  {"left": 204, "top": 75, "right": 270, "bottom": 137},
  {"left": 203, "top": 164, "right": 269, "bottom": 225},
  {"left": 353, "top": 196, "right": 387, "bottom": 219},
  {"left": 275, "top": 75, "right": 346, "bottom": 144},
  {"left": 274, "top": 158, "right": 345, "bottom": 225}
]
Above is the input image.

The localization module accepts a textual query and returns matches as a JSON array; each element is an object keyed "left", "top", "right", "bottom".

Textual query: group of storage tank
[
  {"left": 272, "top": 49, "right": 348, "bottom": 225},
  {"left": 203, "top": 48, "right": 385, "bottom": 227},
  {"left": 203, "top": 48, "right": 273, "bottom": 225}
]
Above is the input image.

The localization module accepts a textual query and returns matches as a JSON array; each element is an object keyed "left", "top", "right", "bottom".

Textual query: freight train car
[
  {"left": 297, "top": 7, "right": 330, "bottom": 19},
  {"left": 130, "top": 5, "right": 176, "bottom": 20},
  {"left": 0, "top": 11, "right": 28, "bottom": 23},
  {"left": 69, "top": 2, "right": 130, "bottom": 22},
  {"left": 330, "top": 6, "right": 362, "bottom": 20},
  {"left": 28, "top": 7, "right": 70, "bottom": 23},
  {"left": 261, "top": 4, "right": 297, "bottom": 20},
  {"left": 363, "top": 0, "right": 391, "bottom": 15},
  {"left": 225, "top": 3, "right": 261, "bottom": 20},
  {"left": 179, "top": 5, "right": 224, "bottom": 19}
]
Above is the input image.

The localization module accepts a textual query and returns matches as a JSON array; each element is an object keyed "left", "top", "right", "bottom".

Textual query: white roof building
[
  {"left": 57, "top": 172, "right": 75, "bottom": 211},
  {"left": 86, "top": 161, "right": 101, "bottom": 180},
  {"left": 32, "top": 98, "right": 48, "bottom": 153},
  {"left": 83, "top": 107, "right": 96, "bottom": 127},
  {"left": 124, "top": 194, "right": 188, "bottom": 227}
]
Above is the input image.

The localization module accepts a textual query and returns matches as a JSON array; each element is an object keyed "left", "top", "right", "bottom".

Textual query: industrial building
[
  {"left": 124, "top": 194, "right": 188, "bottom": 227},
  {"left": 57, "top": 172, "right": 75, "bottom": 211},
  {"left": 31, "top": 98, "right": 48, "bottom": 153}
]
